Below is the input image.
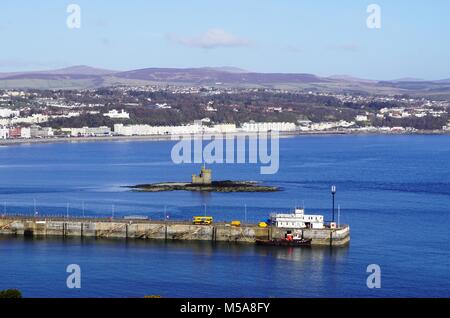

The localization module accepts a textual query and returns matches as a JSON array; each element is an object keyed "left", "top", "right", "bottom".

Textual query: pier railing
[{"left": 0, "top": 213, "right": 259, "bottom": 227}]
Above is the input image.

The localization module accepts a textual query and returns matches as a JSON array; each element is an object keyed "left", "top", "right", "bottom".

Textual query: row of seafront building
[
  {"left": 0, "top": 122, "right": 298, "bottom": 139},
  {"left": 0, "top": 125, "right": 53, "bottom": 139},
  {"left": 2, "top": 119, "right": 450, "bottom": 140},
  {"left": 112, "top": 122, "right": 296, "bottom": 136}
]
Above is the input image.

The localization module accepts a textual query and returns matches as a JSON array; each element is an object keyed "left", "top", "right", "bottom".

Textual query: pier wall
[{"left": 0, "top": 217, "right": 350, "bottom": 246}]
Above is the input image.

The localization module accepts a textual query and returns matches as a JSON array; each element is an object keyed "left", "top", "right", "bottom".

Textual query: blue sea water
[{"left": 0, "top": 135, "right": 449, "bottom": 298}]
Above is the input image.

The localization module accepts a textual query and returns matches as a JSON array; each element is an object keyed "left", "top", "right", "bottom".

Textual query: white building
[
  {"left": 61, "top": 126, "right": 112, "bottom": 137},
  {"left": 206, "top": 106, "right": 218, "bottom": 112},
  {"left": 9, "top": 114, "right": 49, "bottom": 125},
  {"left": 337, "top": 120, "right": 356, "bottom": 128},
  {"left": 205, "top": 101, "right": 217, "bottom": 112},
  {"left": 21, "top": 127, "right": 31, "bottom": 139},
  {"left": 355, "top": 115, "right": 369, "bottom": 122},
  {"left": 204, "top": 124, "right": 237, "bottom": 134},
  {"left": 0, "top": 127, "right": 9, "bottom": 139},
  {"left": 309, "top": 122, "right": 337, "bottom": 131},
  {"left": 64, "top": 112, "right": 81, "bottom": 118},
  {"left": 414, "top": 112, "right": 427, "bottom": 118},
  {"left": 391, "top": 126, "right": 406, "bottom": 132},
  {"left": 114, "top": 123, "right": 203, "bottom": 136},
  {"left": 266, "top": 106, "right": 283, "bottom": 113},
  {"left": 155, "top": 103, "right": 172, "bottom": 109},
  {"left": 104, "top": 109, "right": 130, "bottom": 119},
  {"left": 0, "top": 108, "right": 20, "bottom": 118},
  {"left": 241, "top": 122, "right": 296, "bottom": 132},
  {"left": 85, "top": 127, "right": 111, "bottom": 137},
  {"left": 6, "top": 91, "right": 25, "bottom": 97},
  {"left": 30, "top": 125, "right": 53, "bottom": 138},
  {"left": 271, "top": 208, "right": 325, "bottom": 229},
  {"left": 430, "top": 110, "right": 446, "bottom": 118}
]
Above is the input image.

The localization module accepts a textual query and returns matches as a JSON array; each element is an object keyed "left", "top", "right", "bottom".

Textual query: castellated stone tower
[{"left": 192, "top": 165, "right": 212, "bottom": 185}]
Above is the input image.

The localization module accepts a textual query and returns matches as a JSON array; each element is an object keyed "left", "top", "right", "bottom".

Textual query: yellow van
[{"left": 193, "top": 216, "right": 213, "bottom": 225}]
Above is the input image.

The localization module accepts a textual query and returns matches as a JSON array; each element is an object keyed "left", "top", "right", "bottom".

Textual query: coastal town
[
  {"left": 1, "top": 0, "right": 450, "bottom": 303},
  {"left": 1, "top": 86, "right": 449, "bottom": 141}
]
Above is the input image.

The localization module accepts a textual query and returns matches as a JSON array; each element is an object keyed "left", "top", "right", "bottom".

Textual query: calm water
[{"left": 0, "top": 135, "right": 449, "bottom": 298}]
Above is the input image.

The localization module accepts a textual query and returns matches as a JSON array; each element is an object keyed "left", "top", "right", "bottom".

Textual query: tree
[{"left": 0, "top": 289, "right": 23, "bottom": 298}]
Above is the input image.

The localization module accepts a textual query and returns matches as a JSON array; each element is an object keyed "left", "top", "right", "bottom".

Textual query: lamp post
[{"left": 331, "top": 185, "right": 337, "bottom": 223}]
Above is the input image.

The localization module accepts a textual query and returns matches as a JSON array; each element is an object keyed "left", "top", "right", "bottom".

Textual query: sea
[{"left": 0, "top": 135, "right": 449, "bottom": 298}]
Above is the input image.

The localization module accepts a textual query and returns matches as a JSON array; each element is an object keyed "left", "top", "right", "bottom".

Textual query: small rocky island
[{"left": 128, "top": 166, "right": 280, "bottom": 193}]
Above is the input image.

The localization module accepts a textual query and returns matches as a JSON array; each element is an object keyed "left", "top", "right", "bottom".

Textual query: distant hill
[
  {"left": 40, "top": 65, "right": 117, "bottom": 76},
  {"left": 327, "top": 74, "right": 376, "bottom": 83},
  {"left": 391, "top": 77, "right": 425, "bottom": 83},
  {"left": 201, "top": 66, "right": 248, "bottom": 73},
  {"left": 435, "top": 79, "right": 450, "bottom": 84},
  {"left": 0, "top": 65, "right": 116, "bottom": 80},
  {"left": 114, "top": 67, "right": 326, "bottom": 85},
  {"left": 0, "top": 65, "right": 449, "bottom": 96}
]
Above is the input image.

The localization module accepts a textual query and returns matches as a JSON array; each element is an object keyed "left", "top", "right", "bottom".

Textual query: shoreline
[{"left": 0, "top": 130, "right": 449, "bottom": 147}]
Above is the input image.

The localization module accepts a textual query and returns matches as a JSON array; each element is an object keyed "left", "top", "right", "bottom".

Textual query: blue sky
[{"left": 0, "top": 0, "right": 449, "bottom": 79}]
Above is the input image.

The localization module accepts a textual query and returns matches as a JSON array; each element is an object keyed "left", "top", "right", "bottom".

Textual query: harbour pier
[{"left": 0, "top": 216, "right": 350, "bottom": 246}]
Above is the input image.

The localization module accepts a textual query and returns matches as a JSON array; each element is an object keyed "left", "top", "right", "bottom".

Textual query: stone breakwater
[{"left": 0, "top": 217, "right": 350, "bottom": 246}]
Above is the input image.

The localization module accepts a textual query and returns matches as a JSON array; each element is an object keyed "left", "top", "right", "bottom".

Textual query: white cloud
[{"left": 167, "top": 28, "right": 250, "bottom": 49}]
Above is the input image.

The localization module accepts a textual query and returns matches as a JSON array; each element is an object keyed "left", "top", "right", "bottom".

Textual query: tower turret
[{"left": 192, "top": 165, "right": 212, "bottom": 185}]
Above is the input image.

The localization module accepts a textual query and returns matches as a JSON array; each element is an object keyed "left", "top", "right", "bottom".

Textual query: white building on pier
[{"left": 271, "top": 208, "right": 324, "bottom": 229}]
